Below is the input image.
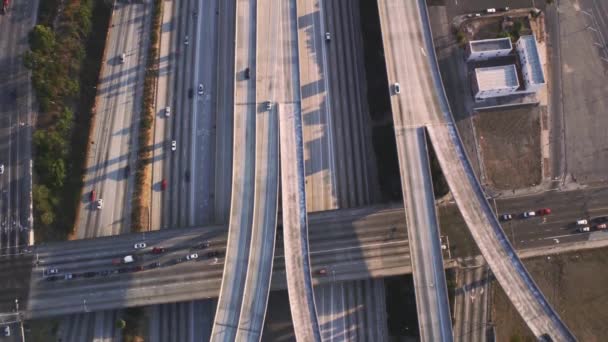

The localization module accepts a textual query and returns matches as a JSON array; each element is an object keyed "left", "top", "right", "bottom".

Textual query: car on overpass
[
  {"left": 151, "top": 247, "right": 165, "bottom": 254},
  {"left": 537, "top": 208, "right": 551, "bottom": 216},
  {"left": 134, "top": 242, "right": 146, "bottom": 249},
  {"left": 522, "top": 211, "right": 536, "bottom": 218},
  {"left": 325, "top": 32, "right": 331, "bottom": 41},
  {"left": 500, "top": 214, "right": 513, "bottom": 221},
  {"left": 96, "top": 199, "right": 103, "bottom": 209}
]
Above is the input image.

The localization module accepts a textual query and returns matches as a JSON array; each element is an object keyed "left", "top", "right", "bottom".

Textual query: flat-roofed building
[
  {"left": 473, "top": 65, "right": 520, "bottom": 101},
  {"left": 516, "top": 35, "right": 545, "bottom": 92},
  {"left": 466, "top": 38, "right": 513, "bottom": 61}
]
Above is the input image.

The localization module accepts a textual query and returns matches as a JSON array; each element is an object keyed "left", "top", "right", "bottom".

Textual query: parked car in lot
[
  {"left": 134, "top": 242, "right": 146, "bottom": 249},
  {"left": 500, "top": 214, "right": 513, "bottom": 221},
  {"left": 522, "top": 211, "right": 536, "bottom": 218},
  {"left": 576, "top": 219, "right": 588, "bottom": 226},
  {"left": 577, "top": 226, "right": 591, "bottom": 233},
  {"left": 537, "top": 208, "right": 552, "bottom": 216}
]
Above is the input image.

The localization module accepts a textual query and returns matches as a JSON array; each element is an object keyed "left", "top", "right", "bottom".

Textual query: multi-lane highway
[
  {"left": 0, "top": 0, "right": 37, "bottom": 254},
  {"left": 0, "top": 186, "right": 607, "bottom": 323},
  {"left": 150, "top": 0, "right": 236, "bottom": 340},
  {"left": 453, "top": 257, "right": 491, "bottom": 342},
  {"left": 62, "top": 1, "right": 152, "bottom": 341}
]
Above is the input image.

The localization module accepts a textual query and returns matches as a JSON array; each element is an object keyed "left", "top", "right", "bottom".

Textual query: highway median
[{"left": 131, "top": 0, "right": 163, "bottom": 232}]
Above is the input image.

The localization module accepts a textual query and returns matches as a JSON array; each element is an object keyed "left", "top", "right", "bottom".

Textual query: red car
[
  {"left": 90, "top": 190, "right": 96, "bottom": 202},
  {"left": 537, "top": 208, "right": 551, "bottom": 216},
  {"left": 151, "top": 247, "right": 165, "bottom": 254},
  {"left": 161, "top": 179, "right": 167, "bottom": 190}
]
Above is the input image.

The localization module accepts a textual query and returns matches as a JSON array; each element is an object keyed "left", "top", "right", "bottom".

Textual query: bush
[
  {"left": 26, "top": 0, "right": 111, "bottom": 241},
  {"left": 115, "top": 319, "right": 126, "bottom": 330}
]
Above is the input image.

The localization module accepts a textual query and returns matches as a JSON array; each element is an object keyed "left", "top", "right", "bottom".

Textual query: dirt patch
[
  {"left": 492, "top": 248, "right": 608, "bottom": 341},
  {"left": 474, "top": 107, "right": 541, "bottom": 190}
]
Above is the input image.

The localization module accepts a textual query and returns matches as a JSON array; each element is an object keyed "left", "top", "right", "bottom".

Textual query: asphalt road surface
[
  {"left": 1, "top": 185, "right": 606, "bottom": 320},
  {"left": 453, "top": 258, "right": 491, "bottom": 342},
  {"left": 0, "top": 0, "right": 38, "bottom": 254},
  {"left": 62, "top": 1, "right": 152, "bottom": 341},
  {"left": 377, "top": 0, "right": 454, "bottom": 339}
]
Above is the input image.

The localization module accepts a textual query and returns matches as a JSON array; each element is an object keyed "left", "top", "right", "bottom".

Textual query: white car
[
  {"left": 186, "top": 253, "right": 199, "bottom": 260},
  {"left": 198, "top": 84, "right": 204, "bottom": 95},
  {"left": 0, "top": 164, "right": 4, "bottom": 174},
  {"left": 134, "top": 242, "right": 147, "bottom": 249},
  {"left": 578, "top": 226, "right": 591, "bottom": 233},
  {"left": 171, "top": 140, "right": 177, "bottom": 151},
  {"left": 523, "top": 211, "right": 536, "bottom": 218},
  {"left": 2, "top": 325, "right": 10, "bottom": 337},
  {"left": 265, "top": 101, "right": 272, "bottom": 111},
  {"left": 44, "top": 268, "right": 59, "bottom": 276},
  {"left": 120, "top": 53, "right": 126, "bottom": 63},
  {"left": 394, "top": 82, "right": 401, "bottom": 94},
  {"left": 165, "top": 106, "right": 171, "bottom": 117},
  {"left": 96, "top": 199, "right": 104, "bottom": 209},
  {"left": 184, "top": 35, "right": 189, "bottom": 45},
  {"left": 486, "top": 8, "right": 496, "bottom": 13},
  {"left": 325, "top": 32, "right": 331, "bottom": 41},
  {"left": 576, "top": 219, "right": 588, "bottom": 226}
]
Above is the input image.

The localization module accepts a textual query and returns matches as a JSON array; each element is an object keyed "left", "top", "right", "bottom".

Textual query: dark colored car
[
  {"left": 188, "top": 88, "right": 193, "bottom": 98},
  {"left": 152, "top": 247, "right": 166, "bottom": 254},
  {"left": 500, "top": 214, "right": 513, "bottom": 221},
  {"left": 118, "top": 268, "right": 130, "bottom": 274},
  {"left": 147, "top": 262, "right": 161, "bottom": 269},
  {"left": 45, "top": 276, "right": 60, "bottom": 282},
  {"left": 124, "top": 165, "right": 130, "bottom": 177},
  {"left": 161, "top": 179, "right": 167, "bottom": 191},
  {"left": 197, "top": 241, "right": 210, "bottom": 249},
  {"left": 184, "top": 170, "right": 190, "bottom": 182},
  {"left": 207, "top": 250, "right": 221, "bottom": 259},
  {"left": 244, "top": 67, "right": 250, "bottom": 79},
  {"left": 83, "top": 272, "right": 97, "bottom": 278},
  {"left": 131, "top": 265, "right": 144, "bottom": 272},
  {"left": 100, "top": 270, "right": 111, "bottom": 276},
  {"left": 90, "top": 190, "right": 96, "bottom": 202}
]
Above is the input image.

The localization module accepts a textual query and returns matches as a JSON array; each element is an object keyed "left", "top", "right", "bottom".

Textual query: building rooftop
[
  {"left": 518, "top": 35, "right": 545, "bottom": 85},
  {"left": 470, "top": 38, "right": 513, "bottom": 52},
  {"left": 475, "top": 65, "right": 519, "bottom": 91}
]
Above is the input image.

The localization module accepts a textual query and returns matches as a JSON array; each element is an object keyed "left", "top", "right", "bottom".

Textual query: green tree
[
  {"left": 48, "top": 159, "right": 66, "bottom": 189},
  {"left": 28, "top": 25, "right": 56, "bottom": 53},
  {"left": 513, "top": 20, "right": 523, "bottom": 35},
  {"left": 57, "top": 107, "right": 74, "bottom": 138},
  {"left": 33, "top": 185, "right": 55, "bottom": 225}
]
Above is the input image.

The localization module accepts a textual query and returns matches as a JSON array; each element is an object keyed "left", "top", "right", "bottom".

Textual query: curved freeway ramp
[
  {"left": 210, "top": 0, "right": 257, "bottom": 338},
  {"left": 235, "top": 0, "right": 281, "bottom": 339},
  {"left": 276, "top": 0, "right": 322, "bottom": 340},
  {"left": 376, "top": 0, "right": 576, "bottom": 340}
]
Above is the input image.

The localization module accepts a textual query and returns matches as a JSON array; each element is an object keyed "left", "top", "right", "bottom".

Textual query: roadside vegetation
[
  {"left": 25, "top": 0, "right": 111, "bottom": 241},
  {"left": 120, "top": 308, "right": 147, "bottom": 342},
  {"left": 131, "top": 0, "right": 163, "bottom": 232}
]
